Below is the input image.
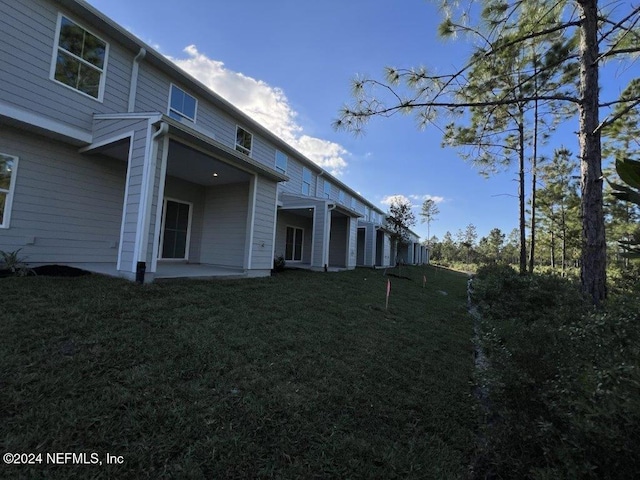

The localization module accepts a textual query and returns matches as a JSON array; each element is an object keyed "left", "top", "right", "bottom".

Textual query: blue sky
[{"left": 85, "top": 0, "right": 638, "bottom": 242}]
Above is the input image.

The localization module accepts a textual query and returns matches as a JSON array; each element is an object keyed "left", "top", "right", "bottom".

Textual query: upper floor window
[
  {"left": 168, "top": 85, "right": 197, "bottom": 123},
  {"left": 365, "top": 206, "right": 370, "bottom": 221},
  {"left": 338, "top": 190, "right": 345, "bottom": 204},
  {"left": 323, "top": 180, "right": 331, "bottom": 199},
  {"left": 275, "top": 150, "right": 287, "bottom": 174},
  {"left": 302, "top": 168, "right": 312, "bottom": 196},
  {"left": 51, "top": 15, "right": 108, "bottom": 101},
  {"left": 0, "top": 153, "right": 19, "bottom": 228},
  {"left": 351, "top": 197, "right": 356, "bottom": 210},
  {"left": 235, "top": 126, "right": 252, "bottom": 156}
]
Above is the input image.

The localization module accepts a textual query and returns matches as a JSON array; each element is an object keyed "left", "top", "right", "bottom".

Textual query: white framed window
[
  {"left": 338, "top": 190, "right": 345, "bottom": 204},
  {"left": 275, "top": 150, "right": 287, "bottom": 174},
  {"left": 302, "top": 167, "right": 312, "bottom": 196},
  {"left": 168, "top": 84, "right": 197, "bottom": 123},
  {"left": 0, "top": 153, "right": 19, "bottom": 228},
  {"left": 364, "top": 206, "right": 370, "bottom": 221},
  {"left": 235, "top": 126, "right": 253, "bottom": 156},
  {"left": 285, "top": 226, "right": 304, "bottom": 261},
  {"left": 50, "top": 14, "right": 108, "bottom": 101},
  {"left": 323, "top": 180, "right": 331, "bottom": 199},
  {"left": 351, "top": 197, "right": 356, "bottom": 210}
]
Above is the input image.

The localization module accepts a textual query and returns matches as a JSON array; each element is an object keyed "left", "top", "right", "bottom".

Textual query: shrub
[
  {"left": 0, "top": 249, "right": 33, "bottom": 277},
  {"left": 273, "top": 254, "right": 286, "bottom": 272},
  {"left": 473, "top": 268, "right": 640, "bottom": 479}
]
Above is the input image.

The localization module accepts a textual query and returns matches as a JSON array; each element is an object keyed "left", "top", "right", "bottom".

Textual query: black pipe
[{"left": 135, "top": 261, "right": 146, "bottom": 284}]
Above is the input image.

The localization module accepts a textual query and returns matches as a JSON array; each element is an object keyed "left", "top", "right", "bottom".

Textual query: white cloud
[
  {"left": 381, "top": 194, "right": 444, "bottom": 208},
  {"left": 408, "top": 194, "right": 445, "bottom": 204},
  {"left": 167, "top": 45, "right": 349, "bottom": 175},
  {"left": 380, "top": 194, "right": 412, "bottom": 206}
]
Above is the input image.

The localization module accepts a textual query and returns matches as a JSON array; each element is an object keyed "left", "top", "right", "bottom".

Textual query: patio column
[{"left": 117, "top": 120, "right": 168, "bottom": 282}]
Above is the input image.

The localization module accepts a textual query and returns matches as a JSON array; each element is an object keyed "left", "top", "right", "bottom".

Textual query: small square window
[
  {"left": 236, "top": 126, "right": 253, "bottom": 156},
  {"left": 275, "top": 150, "right": 287, "bottom": 174},
  {"left": 169, "top": 85, "right": 197, "bottom": 122},
  {"left": 51, "top": 15, "right": 108, "bottom": 100}
]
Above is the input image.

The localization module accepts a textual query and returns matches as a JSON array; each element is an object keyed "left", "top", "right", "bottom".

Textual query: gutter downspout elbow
[
  {"left": 153, "top": 121, "right": 169, "bottom": 140},
  {"left": 128, "top": 47, "right": 147, "bottom": 112}
]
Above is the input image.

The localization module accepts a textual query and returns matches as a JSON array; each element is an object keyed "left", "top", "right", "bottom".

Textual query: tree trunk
[
  {"left": 578, "top": 0, "right": 607, "bottom": 305},
  {"left": 518, "top": 118, "right": 527, "bottom": 275},
  {"left": 562, "top": 231, "right": 566, "bottom": 277},
  {"left": 550, "top": 230, "right": 556, "bottom": 269},
  {"left": 529, "top": 61, "right": 539, "bottom": 274}
]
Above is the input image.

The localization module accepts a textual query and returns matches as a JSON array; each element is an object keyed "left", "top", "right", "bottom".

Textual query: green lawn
[{"left": 1, "top": 265, "right": 476, "bottom": 479}]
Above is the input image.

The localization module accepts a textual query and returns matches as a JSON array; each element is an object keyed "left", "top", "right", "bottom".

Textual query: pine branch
[{"left": 596, "top": 97, "right": 640, "bottom": 133}]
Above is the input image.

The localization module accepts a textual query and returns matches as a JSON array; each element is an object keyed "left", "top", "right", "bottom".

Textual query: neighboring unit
[{"left": 0, "top": 0, "right": 421, "bottom": 281}]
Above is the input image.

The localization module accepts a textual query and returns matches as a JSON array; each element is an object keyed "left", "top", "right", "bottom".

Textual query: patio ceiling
[{"left": 166, "top": 140, "right": 251, "bottom": 186}]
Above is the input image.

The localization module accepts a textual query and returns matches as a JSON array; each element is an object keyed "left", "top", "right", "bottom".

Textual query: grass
[{"left": 1, "top": 265, "right": 475, "bottom": 479}]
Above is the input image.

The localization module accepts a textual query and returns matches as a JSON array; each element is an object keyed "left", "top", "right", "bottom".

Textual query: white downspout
[{"left": 128, "top": 48, "right": 146, "bottom": 113}]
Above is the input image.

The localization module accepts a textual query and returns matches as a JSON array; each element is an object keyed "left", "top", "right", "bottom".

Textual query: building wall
[
  {"left": 328, "top": 215, "right": 348, "bottom": 267},
  {"left": 249, "top": 176, "right": 278, "bottom": 270},
  {"left": 199, "top": 182, "right": 249, "bottom": 267},
  {"left": 0, "top": 0, "right": 131, "bottom": 131},
  {"left": 0, "top": 126, "right": 125, "bottom": 263}
]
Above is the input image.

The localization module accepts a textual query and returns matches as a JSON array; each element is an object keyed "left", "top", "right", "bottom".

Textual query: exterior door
[
  {"left": 285, "top": 226, "right": 303, "bottom": 262},
  {"left": 160, "top": 199, "right": 191, "bottom": 259}
]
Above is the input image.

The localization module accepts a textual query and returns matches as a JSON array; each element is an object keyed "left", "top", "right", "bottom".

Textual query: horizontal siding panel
[
  {"left": 0, "top": 127, "right": 126, "bottom": 264},
  {"left": 199, "top": 182, "right": 249, "bottom": 267},
  {"left": 0, "top": 0, "right": 132, "bottom": 133}
]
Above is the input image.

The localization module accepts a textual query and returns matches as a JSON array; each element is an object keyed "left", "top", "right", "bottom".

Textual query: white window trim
[
  {"left": 351, "top": 197, "right": 356, "bottom": 210},
  {"left": 338, "top": 190, "right": 345, "bottom": 204},
  {"left": 285, "top": 225, "right": 304, "bottom": 262},
  {"left": 158, "top": 197, "right": 193, "bottom": 261},
  {"left": 0, "top": 153, "right": 19, "bottom": 229},
  {"left": 167, "top": 84, "right": 198, "bottom": 123},
  {"left": 302, "top": 167, "right": 312, "bottom": 196},
  {"left": 49, "top": 13, "right": 109, "bottom": 102},
  {"left": 235, "top": 126, "right": 253, "bottom": 156}
]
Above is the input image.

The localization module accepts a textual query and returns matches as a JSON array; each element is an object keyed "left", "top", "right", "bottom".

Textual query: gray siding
[
  {"left": 0, "top": 0, "right": 131, "bottom": 132},
  {"left": 347, "top": 215, "right": 357, "bottom": 268},
  {"left": 118, "top": 120, "right": 152, "bottom": 271},
  {"left": 250, "top": 176, "right": 278, "bottom": 270},
  {"left": 199, "top": 182, "right": 249, "bottom": 267},
  {"left": 0, "top": 126, "right": 125, "bottom": 263},
  {"left": 328, "top": 215, "right": 348, "bottom": 267}
]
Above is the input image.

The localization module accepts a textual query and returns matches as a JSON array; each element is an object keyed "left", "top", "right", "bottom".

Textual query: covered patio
[{"left": 62, "top": 262, "right": 247, "bottom": 280}]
